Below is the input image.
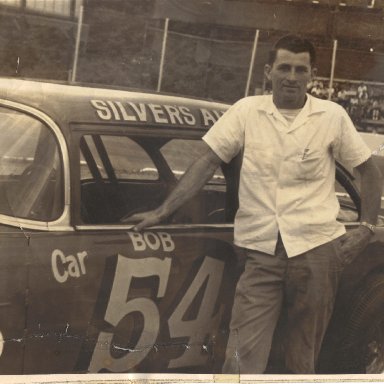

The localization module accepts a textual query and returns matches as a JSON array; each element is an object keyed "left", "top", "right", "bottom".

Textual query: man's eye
[
  {"left": 277, "top": 65, "right": 291, "bottom": 72},
  {"left": 296, "top": 67, "right": 309, "bottom": 74}
]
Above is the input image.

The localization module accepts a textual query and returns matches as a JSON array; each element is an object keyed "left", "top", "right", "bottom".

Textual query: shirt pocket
[
  {"left": 242, "top": 142, "right": 274, "bottom": 178},
  {"left": 293, "top": 149, "right": 326, "bottom": 181}
]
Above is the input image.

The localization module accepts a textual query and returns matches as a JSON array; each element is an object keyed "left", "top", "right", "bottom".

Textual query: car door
[
  {"left": 72, "top": 128, "right": 241, "bottom": 373},
  {"left": 24, "top": 125, "right": 241, "bottom": 374}
]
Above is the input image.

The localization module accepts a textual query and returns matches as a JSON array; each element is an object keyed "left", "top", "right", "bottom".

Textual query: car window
[
  {"left": 336, "top": 178, "right": 359, "bottom": 222},
  {"left": 79, "top": 133, "right": 229, "bottom": 225},
  {"left": 0, "top": 106, "right": 63, "bottom": 221},
  {"left": 80, "top": 134, "right": 164, "bottom": 224},
  {"left": 80, "top": 135, "right": 158, "bottom": 181},
  {"left": 160, "top": 139, "right": 224, "bottom": 184},
  {"left": 160, "top": 138, "right": 227, "bottom": 224}
]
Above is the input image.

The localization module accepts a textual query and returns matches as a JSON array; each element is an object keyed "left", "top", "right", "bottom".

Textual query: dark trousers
[{"left": 222, "top": 235, "right": 344, "bottom": 374}]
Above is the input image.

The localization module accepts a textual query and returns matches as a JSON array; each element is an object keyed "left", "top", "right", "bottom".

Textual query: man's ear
[
  {"left": 264, "top": 64, "right": 272, "bottom": 81},
  {"left": 311, "top": 67, "right": 318, "bottom": 80}
]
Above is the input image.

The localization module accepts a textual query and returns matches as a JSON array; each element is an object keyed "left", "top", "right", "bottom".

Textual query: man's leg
[
  {"left": 283, "top": 237, "right": 343, "bottom": 373},
  {"left": 222, "top": 240, "right": 287, "bottom": 374}
]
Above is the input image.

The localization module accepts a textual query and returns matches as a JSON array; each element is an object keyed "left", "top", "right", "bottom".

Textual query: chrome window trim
[
  {"left": 75, "top": 223, "right": 235, "bottom": 231},
  {"left": 0, "top": 99, "right": 72, "bottom": 231}
]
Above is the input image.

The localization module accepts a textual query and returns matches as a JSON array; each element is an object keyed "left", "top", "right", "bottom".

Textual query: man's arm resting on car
[
  {"left": 340, "top": 157, "right": 383, "bottom": 262},
  {"left": 358, "top": 157, "right": 383, "bottom": 225},
  {"left": 121, "top": 142, "right": 223, "bottom": 231}
]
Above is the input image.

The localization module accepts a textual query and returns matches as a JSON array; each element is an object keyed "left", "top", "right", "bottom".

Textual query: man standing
[{"left": 123, "top": 35, "right": 382, "bottom": 374}]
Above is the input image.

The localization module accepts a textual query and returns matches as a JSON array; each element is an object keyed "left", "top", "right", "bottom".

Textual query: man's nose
[{"left": 287, "top": 69, "right": 297, "bottom": 81}]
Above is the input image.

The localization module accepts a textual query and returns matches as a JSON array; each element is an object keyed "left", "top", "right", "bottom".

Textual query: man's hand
[
  {"left": 339, "top": 225, "right": 373, "bottom": 265},
  {"left": 120, "top": 209, "right": 163, "bottom": 232}
]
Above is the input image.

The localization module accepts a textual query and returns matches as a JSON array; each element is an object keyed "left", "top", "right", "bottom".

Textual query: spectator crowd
[{"left": 307, "top": 80, "right": 384, "bottom": 130}]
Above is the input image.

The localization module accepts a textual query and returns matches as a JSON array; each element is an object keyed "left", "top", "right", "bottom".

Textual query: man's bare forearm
[
  {"left": 357, "top": 157, "right": 383, "bottom": 225},
  {"left": 339, "top": 157, "right": 382, "bottom": 261},
  {"left": 156, "top": 144, "right": 222, "bottom": 220}
]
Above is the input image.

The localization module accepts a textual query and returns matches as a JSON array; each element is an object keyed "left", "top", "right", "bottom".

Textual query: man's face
[{"left": 264, "top": 49, "right": 316, "bottom": 109}]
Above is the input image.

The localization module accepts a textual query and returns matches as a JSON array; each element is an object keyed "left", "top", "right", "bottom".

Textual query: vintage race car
[{"left": 0, "top": 78, "right": 382, "bottom": 374}]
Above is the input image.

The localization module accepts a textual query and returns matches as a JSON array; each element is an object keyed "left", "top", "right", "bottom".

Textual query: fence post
[
  {"left": 71, "top": 2, "right": 84, "bottom": 83},
  {"left": 328, "top": 39, "right": 338, "bottom": 100},
  {"left": 245, "top": 29, "right": 260, "bottom": 97},
  {"left": 157, "top": 18, "right": 170, "bottom": 92}
]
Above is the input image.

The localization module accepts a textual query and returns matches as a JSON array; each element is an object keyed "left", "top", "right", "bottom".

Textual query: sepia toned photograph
[{"left": 0, "top": 0, "right": 384, "bottom": 383}]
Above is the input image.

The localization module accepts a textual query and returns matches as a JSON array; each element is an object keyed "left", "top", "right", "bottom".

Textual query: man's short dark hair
[{"left": 268, "top": 35, "right": 316, "bottom": 66}]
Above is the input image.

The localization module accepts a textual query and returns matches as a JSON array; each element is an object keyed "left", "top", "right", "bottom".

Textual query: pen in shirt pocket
[{"left": 301, "top": 148, "right": 310, "bottom": 160}]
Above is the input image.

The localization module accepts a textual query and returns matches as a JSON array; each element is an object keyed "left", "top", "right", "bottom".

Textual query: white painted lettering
[
  {"left": 115, "top": 101, "right": 136, "bottom": 121},
  {"left": 163, "top": 105, "right": 184, "bottom": 125},
  {"left": 106, "top": 101, "right": 121, "bottom": 120},
  {"left": 128, "top": 102, "right": 147, "bottom": 121},
  {"left": 67, "top": 254, "right": 81, "bottom": 278},
  {"left": 52, "top": 249, "right": 68, "bottom": 283},
  {"left": 200, "top": 108, "right": 218, "bottom": 126},
  {"left": 179, "top": 106, "right": 196, "bottom": 125},
  {"left": 148, "top": 104, "right": 169, "bottom": 124},
  {"left": 90, "top": 100, "right": 112, "bottom": 120},
  {"left": 129, "top": 232, "right": 147, "bottom": 251},
  {"left": 51, "top": 249, "right": 88, "bottom": 283},
  {"left": 78, "top": 251, "right": 88, "bottom": 275},
  {"left": 158, "top": 232, "right": 175, "bottom": 252},
  {"left": 144, "top": 232, "right": 161, "bottom": 250},
  {"left": 128, "top": 231, "right": 175, "bottom": 252}
]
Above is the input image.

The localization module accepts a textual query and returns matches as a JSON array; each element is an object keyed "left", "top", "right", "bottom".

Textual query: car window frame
[
  {"left": 0, "top": 99, "right": 71, "bottom": 231},
  {"left": 71, "top": 123, "right": 235, "bottom": 231}
]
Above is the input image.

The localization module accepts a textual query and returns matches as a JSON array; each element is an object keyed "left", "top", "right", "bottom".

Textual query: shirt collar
[{"left": 261, "top": 94, "right": 328, "bottom": 117}]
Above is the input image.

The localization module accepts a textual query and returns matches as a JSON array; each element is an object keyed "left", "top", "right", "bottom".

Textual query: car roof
[{"left": 0, "top": 78, "right": 229, "bottom": 136}]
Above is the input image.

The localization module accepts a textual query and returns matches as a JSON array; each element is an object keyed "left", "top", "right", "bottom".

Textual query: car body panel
[
  {"left": 21, "top": 229, "right": 238, "bottom": 374},
  {"left": 0, "top": 231, "right": 29, "bottom": 374},
  {"left": 0, "top": 79, "right": 227, "bottom": 136}
]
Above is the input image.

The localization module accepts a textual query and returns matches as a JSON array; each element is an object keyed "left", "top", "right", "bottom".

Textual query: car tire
[{"left": 334, "top": 273, "right": 384, "bottom": 373}]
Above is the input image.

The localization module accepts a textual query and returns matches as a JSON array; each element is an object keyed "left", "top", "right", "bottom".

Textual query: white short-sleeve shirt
[{"left": 203, "top": 94, "right": 371, "bottom": 257}]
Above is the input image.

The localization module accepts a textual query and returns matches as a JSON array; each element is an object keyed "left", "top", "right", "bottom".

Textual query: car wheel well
[{"left": 328, "top": 273, "right": 384, "bottom": 373}]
